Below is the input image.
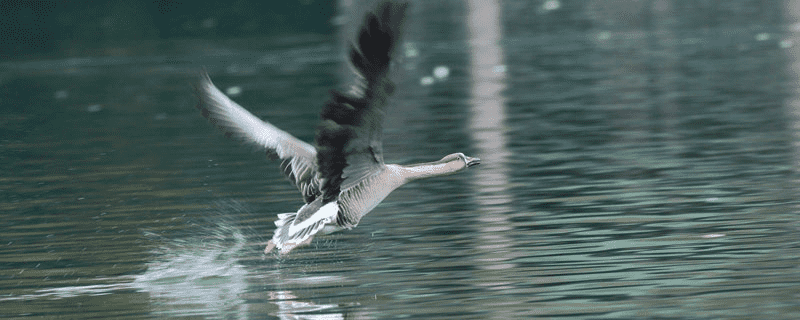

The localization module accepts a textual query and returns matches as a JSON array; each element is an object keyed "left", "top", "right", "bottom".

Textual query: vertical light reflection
[
  {"left": 467, "top": 0, "right": 515, "bottom": 271},
  {"left": 787, "top": 1, "right": 800, "bottom": 170}
]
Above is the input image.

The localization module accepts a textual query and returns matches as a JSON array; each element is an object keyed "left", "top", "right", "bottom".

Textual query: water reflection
[
  {"left": 466, "top": 1, "right": 515, "bottom": 269},
  {"left": 788, "top": 0, "right": 800, "bottom": 171},
  {"left": 466, "top": 2, "right": 522, "bottom": 318},
  {"left": 269, "top": 290, "right": 346, "bottom": 319}
]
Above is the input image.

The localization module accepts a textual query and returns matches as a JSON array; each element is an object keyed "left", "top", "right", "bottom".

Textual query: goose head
[{"left": 441, "top": 152, "right": 481, "bottom": 170}]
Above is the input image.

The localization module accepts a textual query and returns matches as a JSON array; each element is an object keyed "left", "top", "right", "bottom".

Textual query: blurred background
[{"left": 2, "top": 0, "right": 799, "bottom": 319}]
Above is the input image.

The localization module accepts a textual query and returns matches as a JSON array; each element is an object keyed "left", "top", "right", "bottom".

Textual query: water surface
[{"left": 2, "top": 1, "right": 799, "bottom": 319}]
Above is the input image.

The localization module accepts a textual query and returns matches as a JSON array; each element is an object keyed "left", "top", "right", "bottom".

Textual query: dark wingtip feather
[{"left": 349, "top": 1, "right": 408, "bottom": 80}]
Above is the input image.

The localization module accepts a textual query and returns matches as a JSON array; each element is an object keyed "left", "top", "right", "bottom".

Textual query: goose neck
[{"left": 392, "top": 160, "right": 460, "bottom": 182}]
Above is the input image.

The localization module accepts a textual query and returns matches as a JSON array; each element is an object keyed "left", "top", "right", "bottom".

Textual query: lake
[{"left": 2, "top": 1, "right": 799, "bottom": 319}]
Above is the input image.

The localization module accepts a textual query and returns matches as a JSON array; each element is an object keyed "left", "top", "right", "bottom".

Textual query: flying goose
[{"left": 195, "top": 1, "right": 480, "bottom": 255}]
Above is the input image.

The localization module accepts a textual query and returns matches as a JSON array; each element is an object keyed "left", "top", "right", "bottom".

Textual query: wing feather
[
  {"left": 315, "top": 1, "right": 408, "bottom": 202},
  {"left": 195, "top": 72, "right": 320, "bottom": 202}
]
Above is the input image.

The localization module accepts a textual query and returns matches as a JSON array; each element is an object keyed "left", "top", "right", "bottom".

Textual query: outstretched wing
[
  {"left": 195, "top": 72, "right": 320, "bottom": 203},
  {"left": 316, "top": 1, "right": 408, "bottom": 204}
]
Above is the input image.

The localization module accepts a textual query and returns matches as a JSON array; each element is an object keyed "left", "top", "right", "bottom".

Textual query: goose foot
[{"left": 264, "top": 240, "right": 277, "bottom": 254}]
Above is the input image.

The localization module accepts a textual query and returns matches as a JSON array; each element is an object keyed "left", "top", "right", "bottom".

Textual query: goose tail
[{"left": 265, "top": 200, "right": 339, "bottom": 255}]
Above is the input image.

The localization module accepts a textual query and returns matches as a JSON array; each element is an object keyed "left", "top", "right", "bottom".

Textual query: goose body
[{"left": 195, "top": 1, "right": 479, "bottom": 255}]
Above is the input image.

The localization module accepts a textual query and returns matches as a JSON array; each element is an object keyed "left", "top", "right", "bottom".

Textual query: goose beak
[{"left": 466, "top": 156, "right": 481, "bottom": 167}]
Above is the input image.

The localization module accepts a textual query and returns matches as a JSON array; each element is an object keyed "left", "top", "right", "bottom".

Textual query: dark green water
[{"left": 2, "top": 1, "right": 800, "bottom": 319}]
